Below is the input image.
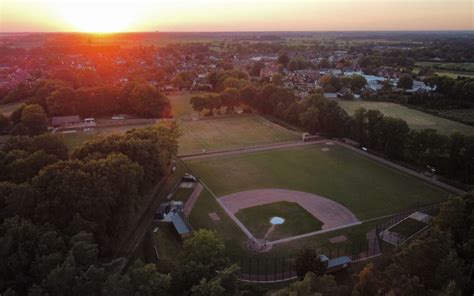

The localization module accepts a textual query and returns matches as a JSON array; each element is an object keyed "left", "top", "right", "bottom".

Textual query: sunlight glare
[{"left": 59, "top": 2, "right": 142, "bottom": 33}]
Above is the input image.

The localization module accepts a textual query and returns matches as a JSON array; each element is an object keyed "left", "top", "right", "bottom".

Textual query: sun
[{"left": 59, "top": 3, "right": 140, "bottom": 33}]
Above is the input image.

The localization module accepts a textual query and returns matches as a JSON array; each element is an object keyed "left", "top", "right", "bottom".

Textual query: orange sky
[{"left": 1, "top": 0, "right": 473, "bottom": 33}]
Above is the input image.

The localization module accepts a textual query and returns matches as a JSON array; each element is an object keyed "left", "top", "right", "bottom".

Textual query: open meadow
[
  {"left": 338, "top": 101, "right": 474, "bottom": 136},
  {"left": 177, "top": 115, "right": 301, "bottom": 155}
]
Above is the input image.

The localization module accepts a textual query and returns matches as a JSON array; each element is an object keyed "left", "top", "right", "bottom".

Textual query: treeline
[
  {"left": 275, "top": 193, "right": 474, "bottom": 295},
  {"left": 0, "top": 124, "right": 181, "bottom": 294},
  {"left": 2, "top": 79, "right": 171, "bottom": 118},
  {"left": 363, "top": 76, "right": 474, "bottom": 110},
  {"left": 195, "top": 78, "right": 474, "bottom": 186},
  {"left": 1, "top": 125, "right": 178, "bottom": 253},
  {"left": 350, "top": 108, "right": 474, "bottom": 185}
]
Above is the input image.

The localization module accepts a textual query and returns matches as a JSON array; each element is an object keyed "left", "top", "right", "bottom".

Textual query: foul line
[{"left": 198, "top": 179, "right": 256, "bottom": 241}]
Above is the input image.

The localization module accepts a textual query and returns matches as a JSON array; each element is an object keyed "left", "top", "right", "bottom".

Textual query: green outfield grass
[
  {"left": 338, "top": 101, "right": 474, "bottom": 136},
  {"left": 186, "top": 145, "right": 451, "bottom": 221},
  {"left": 235, "top": 202, "right": 323, "bottom": 241},
  {"left": 178, "top": 115, "right": 301, "bottom": 155}
]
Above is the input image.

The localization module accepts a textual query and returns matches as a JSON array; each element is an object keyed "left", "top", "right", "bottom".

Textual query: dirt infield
[{"left": 219, "top": 189, "right": 360, "bottom": 230}]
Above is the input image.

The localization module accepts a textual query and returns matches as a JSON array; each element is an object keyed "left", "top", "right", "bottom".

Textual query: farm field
[
  {"left": 186, "top": 144, "right": 450, "bottom": 220},
  {"left": 177, "top": 115, "right": 301, "bottom": 155},
  {"left": 429, "top": 109, "right": 474, "bottom": 126},
  {"left": 235, "top": 201, "right": 323, "bottom": 241},
  {"left": 338, "top": 101, "right": 474, "bottom": 136}
]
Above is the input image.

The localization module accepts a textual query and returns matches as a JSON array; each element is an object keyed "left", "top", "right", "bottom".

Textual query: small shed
[
  {"left": 320, "top": 254, "right": 351, "bottom": 273},
  {"left": 171, "top": 213, "right": 192, "bottom": 239}
]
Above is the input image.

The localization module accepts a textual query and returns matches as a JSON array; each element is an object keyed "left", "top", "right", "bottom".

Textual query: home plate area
[{"left": 218, "top": 189, "right": 361, "bottom": 247}]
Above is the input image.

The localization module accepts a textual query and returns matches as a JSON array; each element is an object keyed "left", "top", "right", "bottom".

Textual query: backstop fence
[{"left": 232, "top": 202, "right": 442, "bottom": 283}]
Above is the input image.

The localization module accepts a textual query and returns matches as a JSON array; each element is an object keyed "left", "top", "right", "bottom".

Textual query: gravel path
[{"left": 183, "top": 183, "right": 204, "bottom": 217}]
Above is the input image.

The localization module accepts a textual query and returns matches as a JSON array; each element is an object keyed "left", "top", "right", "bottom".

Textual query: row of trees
[
  {"left": 349, "top": 107, "right": 474, "bottom": 184},
  {"left": 3, "top": 79, "right": 172, "bottom": 118}
]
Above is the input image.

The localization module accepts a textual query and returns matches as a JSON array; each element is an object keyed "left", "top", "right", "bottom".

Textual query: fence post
[
  {"left": 240, "top": 257, "right": 243, "bottom": 279},
  {"left": 248, "top": 258, "right": 251, "bottom": 281},
  {"left": 274, "top": 258, "right": 277, "bottom": 281},
  {"left": 266, "top": 258, "right": 268, "bottom": 282},
  {"left": 282, "top": 257, "right": 285, "bottom": 280},
  {"left": 256, "top": 259, "right": 259, "bottom": 282}
]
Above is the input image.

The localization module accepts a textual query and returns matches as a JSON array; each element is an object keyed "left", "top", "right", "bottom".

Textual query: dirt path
[
  {"left": 220, "top": 189, "right": 360, "bottom": 234},
  {"left": 183, "top": 183, "right": 203, "bottom": 217}
]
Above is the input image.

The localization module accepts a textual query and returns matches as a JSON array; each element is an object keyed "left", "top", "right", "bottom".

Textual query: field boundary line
[
  {"left": 198, "top": 179, "right": 256, "bottom": 240},
  {"left": 268, "top": 221, "right": 362, "bottom": 246},
  {"left": 179, "top": 140, "right": 323, "bottom": 160}
]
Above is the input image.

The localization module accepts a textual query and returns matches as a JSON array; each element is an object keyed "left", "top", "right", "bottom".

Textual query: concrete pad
[
  {"left": 208, "top": 212, "right": 221, "bottom": 222},
  {"left": 329, "top": 235, "right": 347, "bottom": 243}
]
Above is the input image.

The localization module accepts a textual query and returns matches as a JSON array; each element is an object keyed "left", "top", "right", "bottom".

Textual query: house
[
  {"left": 324, "top": 92, "right": 338, "bottom": 99},
  {"left": 84, "top": 118, "right": 96, "bottom": 125},
  {"left": 51, "top": 115, "right": 81, "bottom": 127}
]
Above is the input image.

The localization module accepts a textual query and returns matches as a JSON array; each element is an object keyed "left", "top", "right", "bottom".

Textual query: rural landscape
[{"left": 0, "top": 1, "right": 474, "bottom": 295}]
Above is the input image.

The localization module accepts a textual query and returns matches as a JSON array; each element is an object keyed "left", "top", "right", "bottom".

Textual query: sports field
[
  {"left": 186, "top": 144, "right": 450, "bottom": 220},
  {"left": 235, "top": 202, "right": 323, "bottom": 241},
  {"left": 178, "top": 115, "right": 300, "bottom": 155},
  {"left": 186, "top": 143, "right": 451, "bottom": 256},
  {"left": 338, "top": 101, "right": 474, "bottom": 136}
]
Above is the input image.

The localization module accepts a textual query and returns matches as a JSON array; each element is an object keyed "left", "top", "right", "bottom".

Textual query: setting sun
[{"left": 59, "top": 3, "right": 141, "bottom": 33}]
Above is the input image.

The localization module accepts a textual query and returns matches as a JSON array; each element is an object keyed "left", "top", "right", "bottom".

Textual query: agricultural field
[
  {"left": 338, "top": 101, "right": 474, "bottom": 136},
  {"left": 186, "top": 144, "right": 450, "bottom": 257},
  {"left": 177, "top": 115, "right": 301, "bottom": 155}
]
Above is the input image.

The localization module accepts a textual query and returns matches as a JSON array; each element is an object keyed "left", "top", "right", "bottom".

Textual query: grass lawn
[
  {"left": 186, "top": 145, "right": 451, "bottom": 221},
  {"left": 178, "top": 115, "right": 300, "bottom": 155},
  {"left": 168, "top": 92, "right": 213, "bottom": 119},
  {"left": 0, "top": 101, "right": 24, "bottom": 116},
  {"left": 172, "top": 187, "right": 194, "bottom": 202},
  {"left": 389, "top": 218, "right": 427, "bottom": 239},
  {"left": 152, "top": 222, "right": 183, "bottom": 272},
  {"left": 235, "top": 202, "right": 323, "bottom": 241},
  {"left": 338, "top": 101, "right": 474, "bottom": 136},
  {"left": 189, "top": 189, "right": 249, "bottom": 256}
]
